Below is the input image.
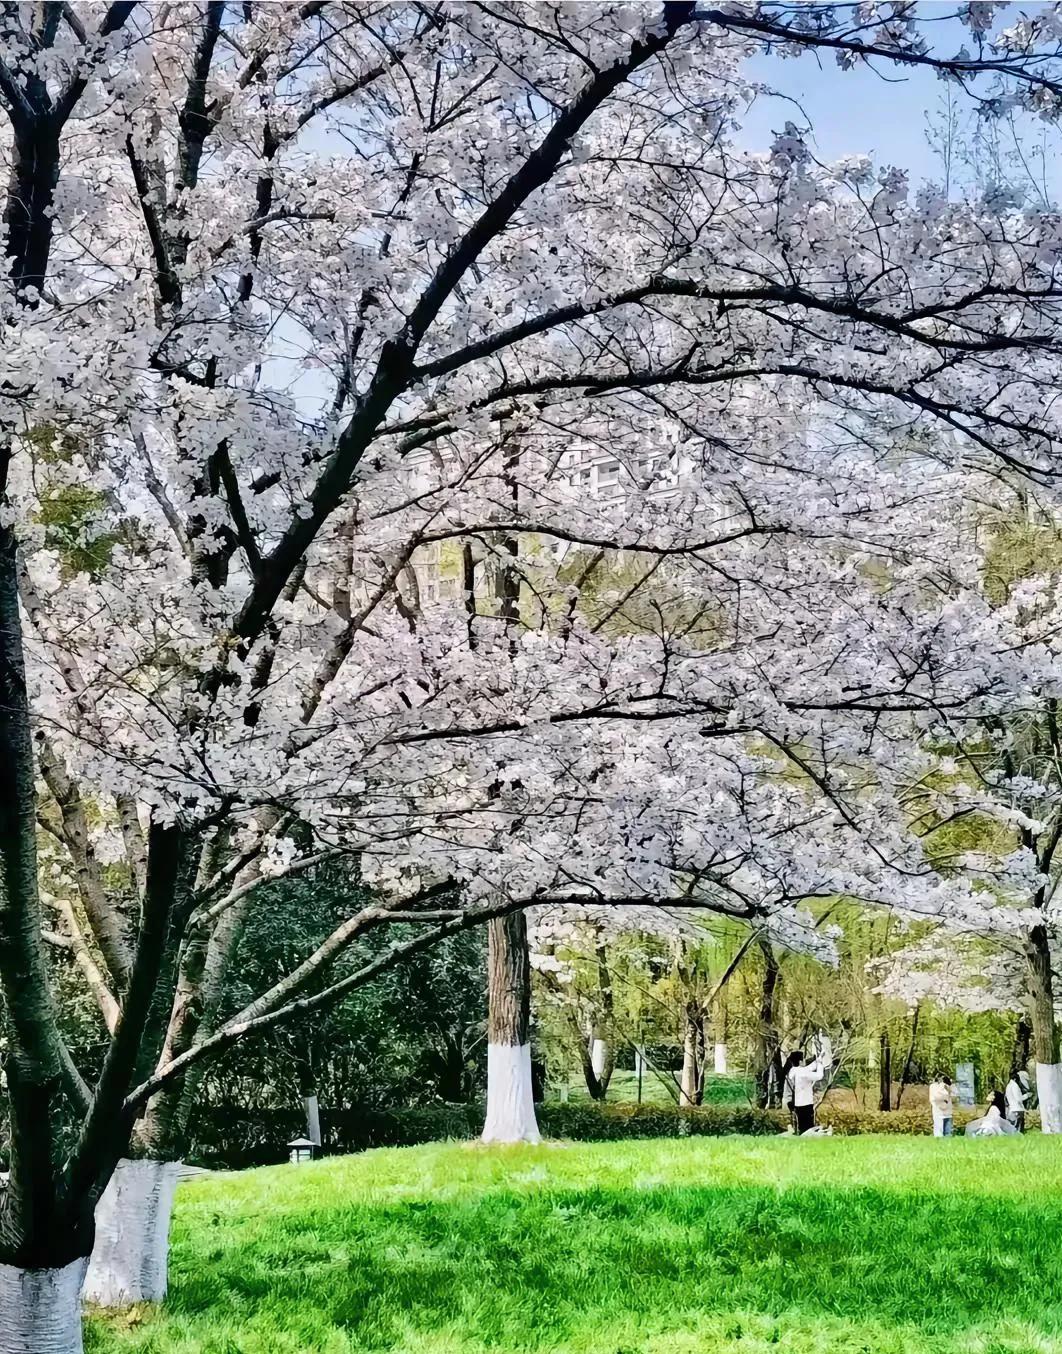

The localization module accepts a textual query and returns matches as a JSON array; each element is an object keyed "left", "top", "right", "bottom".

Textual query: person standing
[
  {"left": 1005, "top": 1069, "right": 1029, "bottom": 1132},
  {"left": 929, "top": 1073, "right": 954, "bottom": 1137},
  {"left": 788, "top": 1052, "right": 825, "bottom": 1134}
]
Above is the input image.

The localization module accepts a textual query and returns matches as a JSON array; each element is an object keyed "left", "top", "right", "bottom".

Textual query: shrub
[
  {"left": 187, "top": 1103, "right": 483, "bottom": 1168},
  {"left": 816, "top": 1105, "right": 1042, "bottom": 1136},
  {"left": 538, "top": 1103, "right": 786, "bottom": 1140},
  {"left": 185, "top": 1100, "right": 1043, "bottom": 1168}
]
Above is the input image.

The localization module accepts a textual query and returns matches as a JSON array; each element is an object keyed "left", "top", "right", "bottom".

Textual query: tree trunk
[
  {"left": 878, "top": 1031, "right": 892, "bottom": 1111},
  {"left": 590, "top": 1033, "right": 608, "bottom": 1080},
  {"left": 756, "top": 939, "right": 782, "bottom": 1108},
  {"left": 1014, "top": 1013, "right": 1033, "bottom": 1073},
  {"left": 82, "top": 1159, "right": 181, "bottom": 1308},
  {"left": 894, "top": 1005, "right": 921, "bottom": 1110},
  {"left": 531, "top": 1056, "right": 546, "bottom": 1104},
  {"left": 573, "top": 1016, "right": 606, "bottom": 1101},
  {"left": 0, "top": 1258, "right": 88, "bottom": 1354},
  {"left": 430, "top": 1031, "right": 468, "bottom": 1102},
  {"left": 134, "top": 927, "right": 210, "bottom": 1157},
  {"left": 136, "top": 891, "right": 248, "bottom": 1157},
  {"left": 680, "top": 1007, "right": 704, "bottom": 1110},
  {"left": 592, "top": 947, "right": 615, "bottom": 1097},
  {"left": 0, "top": 91, "right": 143, "bottom": 1347},
  {"left": 587, "top": 1023, "right": 614, "bottom": 1100},
  {"left": 1025, "top": 925, "right": 1062, "bottom": 1132},
  {"left": 685, "top": 1018, "right": 698, "bottom": 1104},
  {"left": 0, "top": 527, "right": 69, "bottom": 1264},
  {"left": 304, "top": 1095, "right": 322, "bottom": 1148},
  {"left": 713, "top": 990, "right": 729, "bottom": 1075},
  {"left": 481, "top": 910, "right": 540, "bottom": 1144}
]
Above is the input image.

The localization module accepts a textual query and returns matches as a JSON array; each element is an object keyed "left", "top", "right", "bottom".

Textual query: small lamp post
[{"left": 288, "top": 1135, "right": 316, "bottom": 1165}]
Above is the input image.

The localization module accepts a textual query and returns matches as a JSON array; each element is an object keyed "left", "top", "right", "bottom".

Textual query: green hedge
[
  {"left": 816, "top": 1106, "right": 1041, "bottom": 1136},
  {"left": 186, "top": 1103, "right": 482, "bottom": 1168},
  {"left": 543, "top": 1103, "right": 1044, "bottom": 1139},
  {"left": 538, "top": 1103, "right": 786, "bottom": 1140},
  {"left": 187, "top": 1099, "right": 1036, "bottom": 1168}
]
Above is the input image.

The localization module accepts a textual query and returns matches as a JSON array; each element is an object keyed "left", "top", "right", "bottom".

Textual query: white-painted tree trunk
[
  {"left": 482, "top": 1043, "right": 541, "bottom": 1143},
  {"left": 1037, "top": 1061, "right": 1062, "bottom": 1134},
  {"left": 590, "top": 1038, "right": 608, "bottom": 1079},
  {"left": 482, "top": 910, "right": 540, "bottom": 1144},
  {"left": 713, "top": 1042, "right": 728, "bottom": 1075},
  {"left": 0, "top": 1258, "right": 88, "bottom": 1354},
  {"left": 1025, "top": 926, "right": 1060, "bottom": 1131},
  {"left": 82, "top": 1159, "right": 182, "bottom": 1307},
  {"left": 304, "top": 1094, "right": 322, "bottom": 1146}
]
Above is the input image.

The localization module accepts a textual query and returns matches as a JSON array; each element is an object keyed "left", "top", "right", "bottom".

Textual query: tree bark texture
[
  {"left": 756, "top": 939, "right": 782, "bottom": 1108},
  {"left": 0, "top": 1259, "right": 88, "bottom": 1354},
  {"left": 82, "top": 1159, "right": 182, "bottom": 1308},
  {"left": 1026, "top": 926, "right": 1062, "bottom": 1132},
  {"left": 0, "top": 527, "right": 67, "bottom": 1264},
  {"left": 879, "top": 1031, "right": 892, "bottom": 1111},
  {"left": 482, "top": 911, "right": 540, "bottom": 1143}
]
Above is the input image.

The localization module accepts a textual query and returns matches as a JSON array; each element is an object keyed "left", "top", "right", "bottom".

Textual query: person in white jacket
[
  {"left": 1005, "top": 1069, "right": 1030, "bottom": 1132},
  {"left": 785, "top": 1052, "right": 825, "bottom": 1134},
  {"left": 929, "top": 1074, "right": 954, "bottom": 1137}
]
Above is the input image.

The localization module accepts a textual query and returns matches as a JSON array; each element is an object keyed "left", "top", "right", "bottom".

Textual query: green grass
[
  {"left": 557, "top": 1069, "right": 753, "bottom": 1106},
  {"left": 87, "top": 1135, "right": 1062, "bottom": 1354}
]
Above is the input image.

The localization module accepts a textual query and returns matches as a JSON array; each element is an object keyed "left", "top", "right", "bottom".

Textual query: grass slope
[{"left": 88, "top": 1135, "right": 1062, "bottom": 1354}]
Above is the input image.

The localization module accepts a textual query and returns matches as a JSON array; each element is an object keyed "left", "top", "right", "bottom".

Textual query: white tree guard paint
[
  {"left": 0, "top": 1257, "right": 88, "bottom": 1354},
  {"left": 304, "top": 1095, "right": 322, "bottom": 1146},
  {"left": 590, "top": 1038, "right": 608, "bottom": 1079},
  {"left": 482, "top": 1043, "right": 541, "bottom": 1144},
  {"left": 83, "top": 1159, "right": 182, "bottom": 1307},
  {"left": 713, "top": 1042, "right": 728, "bottom": 1075},
  {"left": 1037, "top": 1062, "right": 1062, "bottom": 1134}
]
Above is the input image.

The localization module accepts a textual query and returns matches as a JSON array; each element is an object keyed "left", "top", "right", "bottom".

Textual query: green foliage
[
  {"left": 540, "top": 1101, "right": 785, "bottom": 1139},
  {"left": 559, "top": 1069, "right": 754, "bottom": 1107},
  {"left": 984, "top": 515, "right": 1062, "bottom": 605},
  {"left": 182, "top": 1095, "right": 1040, "bottom": 1169},
  {"left": 192, "top": 861, "right": 487, "bottom": 1118},
  {"left": 88, "top": 1137, "right": 1062, "bottom": 1354},
  {"left": 27, "top": 425, "right": 121, "bottom": 576},
  {"left": 36, "top": 483, "right": 120, "bottom": 577},
  {"left": 185, "top": 1103, "right": 484, "bottom": 1169},
  {"left": 553, "top": 545, "right": 722, "bottom": 645}
]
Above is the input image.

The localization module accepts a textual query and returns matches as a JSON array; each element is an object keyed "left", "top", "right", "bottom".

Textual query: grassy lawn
[
  {"left": 557, "top": 1069, "right": 753, "bottom": 1106},
  {"left": 87, "top": 1135, "right": 1062, "bottom": 1354}
]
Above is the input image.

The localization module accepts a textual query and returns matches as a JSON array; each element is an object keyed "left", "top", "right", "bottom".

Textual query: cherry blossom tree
[{"left": 3, "top": 3, "right": 1062, "bottom": 1348}]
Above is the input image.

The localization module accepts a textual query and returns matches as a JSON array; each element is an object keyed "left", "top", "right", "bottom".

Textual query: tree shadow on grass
[{"left": 130, "top": 1180, "right": 1062, "bottom": 1352}]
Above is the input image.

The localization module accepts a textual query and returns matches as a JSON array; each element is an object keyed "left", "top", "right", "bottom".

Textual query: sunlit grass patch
[{"left": 87, "top": 1135, "right": 1062, "bottom": 1354}]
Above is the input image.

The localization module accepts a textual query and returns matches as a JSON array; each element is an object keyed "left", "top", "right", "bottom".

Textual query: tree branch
[{"left": 227, "top": 2, "right": 698, "bottom": 647}]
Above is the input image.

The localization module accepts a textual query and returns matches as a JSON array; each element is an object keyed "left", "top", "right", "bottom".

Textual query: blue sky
[
  {"left": 277, "top": 7, "right": 1061, "bottom": 416},
  {"left": 743, "top": 6, "right": 1061, "bottom": 201},
  {"left": 743, "top": 50, "right": 947, "bottom": 179}
]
